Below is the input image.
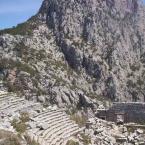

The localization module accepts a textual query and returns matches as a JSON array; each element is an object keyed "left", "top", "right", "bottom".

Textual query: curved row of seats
[
  {"left": 0, "top": 92, "right": 40, "bottom": 115},
  {"left": 28, "top": 109, "right": 84, "bottom": 145},
  {"left": 0, "top": 92, "right": 83, "bottom": 145}
]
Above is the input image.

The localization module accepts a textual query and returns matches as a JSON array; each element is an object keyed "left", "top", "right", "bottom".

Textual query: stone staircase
[{"left": 28, "top": 109, "right": 84, "bottom": 145}]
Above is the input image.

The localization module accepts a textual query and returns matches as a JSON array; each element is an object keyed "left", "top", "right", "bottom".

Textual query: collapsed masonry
[
  {"left": 96, "top": 102, "right": 145, "bottom": 124},
  {"left": 0, "top": 91, "right": 84, "bottom": 145}
]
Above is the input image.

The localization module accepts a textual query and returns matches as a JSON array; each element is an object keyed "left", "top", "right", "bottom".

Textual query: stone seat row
[
  {"left": 34, "top": 121, "right": 74, "bottom": 143},
  {"left": 0, "top": 99, "right": 25, "bottom": 111},
  {"left": 0, "top": 93, "right": 40, "bottom": 115},
  {"left": 0, "top": 97, "right": 24, "bottom": 106},
  {"left": 0, "top": 94, "right": 19, "bottom": 102},
  {"left": 46, "top": 124, "right": 78, "bottom": 144},
  {"left": 28, "top": 126, "right": 81, "bottom": 145},
  {"left": 28, "top": 109, "right": 83, "bottom": 145},
  {"left": 33, "top": 109, "right": 63, "bottom": 119},
  {"left": 28, "top": 122, "right": 81, "bottom": 145},
  {"left": 34, "top": 111, "right": 64, "bottom": 121},
  {"left": 55, "top": 127, "right": 84, "bottom": 145},
  {"left": 29, "top": 117, "right": 70, "bottom": 134},
  {"left": 35, "top": 113, "right": 66, "bottom": 125},
  {"left": 0, "top": 92, "right": 17, "bottom": 98}
]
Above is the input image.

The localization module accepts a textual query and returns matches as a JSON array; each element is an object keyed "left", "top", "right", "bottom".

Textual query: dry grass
[
  {"left": 70, "top": 113, "right": 87, "bottom": 127},
  {"left": 20, "top": 112, "right": 30, "bottom": 123},
  {"left": 11, "top": 112, "right": 29, "bottom": 134},
  {"left": 11, "top": 119, "right": 27, "bottom": 134},
  {"left": 80, "top": 133, "right": 91, "bottom": 145},
  {"left": 0, "top": 130, "right": 21, "bottom": 145},
  {"left": 24, "top": 134, "right": 40, "bottom": 145}
]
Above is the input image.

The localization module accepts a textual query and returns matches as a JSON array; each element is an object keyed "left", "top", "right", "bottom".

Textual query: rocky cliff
[{"left": 0, "top": 0, "right": 145, "bottom": 107}]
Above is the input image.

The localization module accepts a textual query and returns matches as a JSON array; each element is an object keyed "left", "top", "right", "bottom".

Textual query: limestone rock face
[
  {"left": 0, "top": 0, "right": 145, "bottom": 107},
  {"left": 38, "top": 0, "right": 145, "bottom": 102}
]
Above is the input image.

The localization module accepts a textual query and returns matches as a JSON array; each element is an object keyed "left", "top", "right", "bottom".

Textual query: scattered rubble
[{"left": 83, "top": 117, "right": 145, "bottom": 145}]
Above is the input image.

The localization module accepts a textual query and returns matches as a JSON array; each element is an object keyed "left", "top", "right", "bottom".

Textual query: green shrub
[
  {"left": 130, "top": 63, "right": 140, "bottom": 71},
  {"left": 66, "top": 140, "right": 79, "bottom": 145},
  {"left": 0, "top": 58, "right": 36, "bottom": 76},
  {"left": 0, "top": 16, "right": 38, "bottom": 36},
  {"left": 127, "top": 126, "right": 135, "bottom": 133},
  {"left": 6, "top": 82, "right": 19, "bottom": 93},
  {"left": 20, "top": 112, "right": 30, "bottom": 123},
  {"left": 80, "top": 133, "right": 91, "bottom": 145},
  {"left": 11, "top": 112, "right": 29, "bottom": 134},
  {"left": 11, "top": 119, "right": 27, "bottom": 134}
]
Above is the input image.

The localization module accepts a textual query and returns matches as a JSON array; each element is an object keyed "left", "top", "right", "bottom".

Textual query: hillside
[{"left": 0, "top": 0, "right": 145, "bottom": 108}]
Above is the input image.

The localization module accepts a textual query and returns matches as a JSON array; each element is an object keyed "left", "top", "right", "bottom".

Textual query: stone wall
[{"left": 96, "top": 103, "right": 145, "bottom": 124}]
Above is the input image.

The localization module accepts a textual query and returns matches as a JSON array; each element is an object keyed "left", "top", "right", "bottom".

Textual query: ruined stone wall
[{"left": 97, "top": 103, "right": 145, "bottom": 124}]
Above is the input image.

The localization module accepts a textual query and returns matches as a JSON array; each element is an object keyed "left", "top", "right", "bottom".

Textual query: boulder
[
  {"left": 28, "top": 122, "right": 36, "bottom": 129},
  {"left": 136, "top": 129, "right": 144, "bottom": 134},
  {"left": 37, "top": 123, "right": 49, "bottom": 130},
  {"left": 38, "top": 96, "right": 46, "bottom": 103}
]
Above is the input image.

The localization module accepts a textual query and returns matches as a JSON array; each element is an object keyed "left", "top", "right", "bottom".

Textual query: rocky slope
[
  {"left": 0, "top": 0, "right": 145, "bottom": 108},
  {"left": 84, "top": 118, "right": 145, "bottom": 145}
]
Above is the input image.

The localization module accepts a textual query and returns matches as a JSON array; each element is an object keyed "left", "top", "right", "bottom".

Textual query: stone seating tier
[{"left": 0, "top": 92, "right": 83, "bottom": 145}]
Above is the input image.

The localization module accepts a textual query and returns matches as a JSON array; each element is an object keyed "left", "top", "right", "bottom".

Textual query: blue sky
[
  {"left": 0, "top": 0, "right": 42, "bottom": 30},
  {"left": 0, "top": 0, "right": 145, "bottom": 30}
]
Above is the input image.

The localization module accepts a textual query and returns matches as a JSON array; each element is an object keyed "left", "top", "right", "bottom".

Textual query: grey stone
[
  {"left": 38, "top": 96, "right": 46, "bottom": 103},
  {"left": 28, "top": 122, "right": 37, "bottom": 129},
  {"left": 136, "top": 129, "right": 144, "bottom": 134}
]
